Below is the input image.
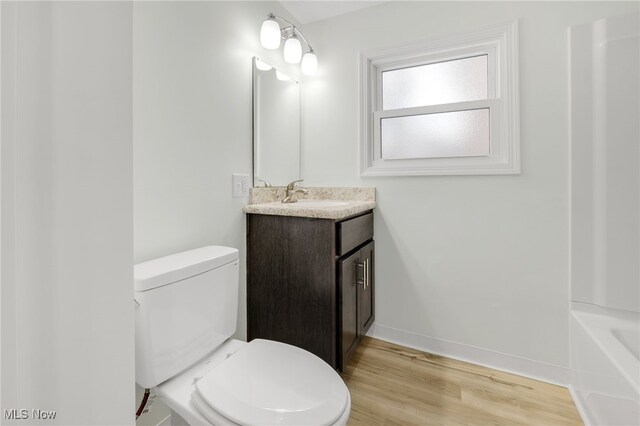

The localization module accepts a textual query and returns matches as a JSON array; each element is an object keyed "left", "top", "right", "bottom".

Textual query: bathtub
[{"left": 571, "top": 302, "right": 640, "bottom": 425}]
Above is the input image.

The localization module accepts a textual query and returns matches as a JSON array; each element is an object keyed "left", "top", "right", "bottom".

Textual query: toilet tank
[{"left": 134, "top": 246, "right": 239, "bottom": 389}]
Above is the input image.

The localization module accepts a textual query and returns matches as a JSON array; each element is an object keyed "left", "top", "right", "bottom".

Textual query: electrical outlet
[{"left": 232, "top": 174, "right": 250, "bottom": 198}]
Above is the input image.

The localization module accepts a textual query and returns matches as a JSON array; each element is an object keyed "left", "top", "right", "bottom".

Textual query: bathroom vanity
[{"left": 245, "top": 188, "right": 376, "bottom": 371}]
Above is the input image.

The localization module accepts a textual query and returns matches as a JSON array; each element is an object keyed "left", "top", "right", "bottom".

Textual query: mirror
[{"left": 252, "top": 57, "right": 301, "bottom": 187}]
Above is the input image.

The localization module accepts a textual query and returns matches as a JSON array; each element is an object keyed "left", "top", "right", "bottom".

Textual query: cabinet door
[
  {"left": 357, "top": 241, "right": 375, "bottom": 336},
  {"left": 339, "top": 250, "right": 359, "bottom": 369},
  {"left": 247, "top": 214, "right": 337, "bottom": 367}
]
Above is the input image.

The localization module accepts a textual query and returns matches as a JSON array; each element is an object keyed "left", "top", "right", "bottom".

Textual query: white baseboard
[{"left": 367, "top": 323, "right": 571, "bottom": 386}]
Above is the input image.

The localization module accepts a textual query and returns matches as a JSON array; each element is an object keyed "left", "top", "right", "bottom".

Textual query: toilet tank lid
[{"left": 134, "top": 246, "right": 239, "bottom": 292}]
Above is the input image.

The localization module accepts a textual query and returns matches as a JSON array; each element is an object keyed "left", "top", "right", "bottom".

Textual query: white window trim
[{"left": 360, "top": 21, "right": 520, "bottom": 176}]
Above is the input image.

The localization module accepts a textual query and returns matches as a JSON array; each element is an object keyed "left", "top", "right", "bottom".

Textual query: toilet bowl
[
  {"left": 156, "top": 339, "right": 351, "bottom": 425},
  {"left": 134, "top": 246, "right": 351, "bottom": 425}
]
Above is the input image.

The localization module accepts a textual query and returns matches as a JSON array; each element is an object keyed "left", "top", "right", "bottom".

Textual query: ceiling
[{"left": 280, "top": 1, "right": 387, "bottom": 25}]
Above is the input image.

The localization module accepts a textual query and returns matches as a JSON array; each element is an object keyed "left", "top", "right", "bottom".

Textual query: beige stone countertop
[{"left": 243, "top": 199, "right": 376, "bottom": 220}]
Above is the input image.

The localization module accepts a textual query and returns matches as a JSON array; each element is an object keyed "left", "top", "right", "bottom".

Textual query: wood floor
[{"left": 341, "top": 337, "right": 583, "bottom": 426}]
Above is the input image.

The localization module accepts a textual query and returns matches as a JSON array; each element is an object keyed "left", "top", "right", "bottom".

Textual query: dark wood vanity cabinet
[{"left": 246, "top": 211, "right": 374, "bottom": 371}]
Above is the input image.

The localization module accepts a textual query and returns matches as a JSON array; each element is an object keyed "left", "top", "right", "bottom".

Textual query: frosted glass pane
[
  {"left": 381, "top": 109, "right": 490, "bottom": 159},
  {"left": 382, "top": 55, "right": 488, "bottom": 110}
]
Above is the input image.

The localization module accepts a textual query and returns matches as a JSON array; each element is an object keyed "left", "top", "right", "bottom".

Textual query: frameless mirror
[{"left": 252, "top": 57, "right": 301, "bottom": 187}]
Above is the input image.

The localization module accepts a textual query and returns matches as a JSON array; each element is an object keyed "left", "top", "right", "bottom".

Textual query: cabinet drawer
[{"left": 337, "top": 212, "right": 373, "bottom": 256}]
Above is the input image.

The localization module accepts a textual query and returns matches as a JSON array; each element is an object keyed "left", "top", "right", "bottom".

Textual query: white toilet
[{"left": 134, "top": 246, "right": 351, "bottom": 425}]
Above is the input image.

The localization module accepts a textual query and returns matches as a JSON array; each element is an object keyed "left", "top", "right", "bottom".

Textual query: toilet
[{"left": 134, "top": 246, "right": 351, "bottom": 425}]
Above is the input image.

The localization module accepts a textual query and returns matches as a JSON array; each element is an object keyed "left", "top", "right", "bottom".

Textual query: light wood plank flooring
[{"left": 342, "top": 337, "right": 582, "bottom": 426}]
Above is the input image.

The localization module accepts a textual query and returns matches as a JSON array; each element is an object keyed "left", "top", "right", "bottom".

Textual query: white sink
[{"left": 289, "top": 200, "right": 349, "bottom": 208}]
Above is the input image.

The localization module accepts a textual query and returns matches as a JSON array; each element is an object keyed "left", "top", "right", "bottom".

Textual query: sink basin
[{"left": 288, "top": 200, "right": 349, "bottom": 208}]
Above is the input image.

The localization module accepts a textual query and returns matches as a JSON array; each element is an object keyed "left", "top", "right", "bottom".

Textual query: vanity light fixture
[
  {"left": 260, "top": 13, "right": 318, "bottom": 75},
  {"left": 301, "top": 51, "right": 318, "bottom": 76},
  {"left": 259, "top": 16, "right": 281, "bottom": 49},
  {"left": 283, "top": 35, "right": 302, "bottom": 64}
]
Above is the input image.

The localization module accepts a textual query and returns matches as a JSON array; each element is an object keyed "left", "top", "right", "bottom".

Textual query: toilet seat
[{"left": 192, "top": 339, "right": 349, "bottom": 425}]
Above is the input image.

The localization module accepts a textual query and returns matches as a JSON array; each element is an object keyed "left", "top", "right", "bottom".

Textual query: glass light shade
[
  {"left": 260, "top": 19, "right": 281, "bottom": 49},
  {"left": 283, "top": 36, "right": 302, "bottom": 64},
  {"left": 255, "top": 58, "right": 273, "bottom": 71},
  {"left": 301, "top": 51, "right": 318, "bottom": 75},
  {"left": 275, "top": 70, "right": 291, "bottom": 81}
]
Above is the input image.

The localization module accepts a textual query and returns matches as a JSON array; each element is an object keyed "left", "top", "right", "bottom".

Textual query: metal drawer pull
[
  {"left": 364, "top": 258, "right": 369, "bottom": 289},
  {"left": 356, "top": 261, "right": 365, "bottom": 288}
]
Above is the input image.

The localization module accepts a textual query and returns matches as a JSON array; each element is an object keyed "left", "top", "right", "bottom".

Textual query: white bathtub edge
[
  {"left": 571, "top": 304, "right": 640, "bottom": 395},
  {"left": 570, "top": 306, "right": 640, "bottom": 426},
  {"left": 568, "top": 384, "right": 595, "bottom": 426}
]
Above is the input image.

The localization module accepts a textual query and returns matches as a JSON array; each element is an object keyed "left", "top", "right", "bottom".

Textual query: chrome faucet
[{"left": 282, "top": 179, "right": 308, "bottom": 203}]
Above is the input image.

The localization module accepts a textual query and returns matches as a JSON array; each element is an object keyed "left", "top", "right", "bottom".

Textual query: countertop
[
  {"left": 243, "top": 199, "right": 376, "bottom": 220},
  {"left": 243, "top": 187, "right": 376, "bottom": 220}
]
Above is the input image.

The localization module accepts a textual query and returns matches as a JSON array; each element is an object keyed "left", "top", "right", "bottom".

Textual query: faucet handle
[
  {"left": 257, "top": 179, "right": 272, "bottom": 187},
  {"left": 286, "top": 179, "right": 304, "bottom": 190}
]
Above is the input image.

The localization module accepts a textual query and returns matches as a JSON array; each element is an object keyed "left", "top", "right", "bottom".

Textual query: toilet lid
[{"left": 194, "top": 339, "right": 349, "bottom": 426}]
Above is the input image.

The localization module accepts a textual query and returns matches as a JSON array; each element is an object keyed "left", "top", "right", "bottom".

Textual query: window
[{"left": 360, "top": 21, "right": 519, "bottom": 176}]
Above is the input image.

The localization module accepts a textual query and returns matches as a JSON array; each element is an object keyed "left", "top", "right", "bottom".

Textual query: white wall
[
  {"left": 133, "top": 1, "right": 299, "bottom": 341},
  {"left": 302, "top": 1, "right": 639, "bottom": 381},
  {"left": 1, "top": 2, "right": 134, "bottom": 424}
]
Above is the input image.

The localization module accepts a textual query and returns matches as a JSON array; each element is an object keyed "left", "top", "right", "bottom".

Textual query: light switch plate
[{"left": 232, "top": 174, "right": 250, "bottom": 198}]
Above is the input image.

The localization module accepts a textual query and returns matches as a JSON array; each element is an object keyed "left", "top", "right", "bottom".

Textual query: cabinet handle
[
  {"left": 364, "top": 258, "right": 369, "bottom": 289},
  {"left": 362, "top": 259, "right": 367, "bottom": 290},
  {"left": 356, "top": 261, "right": 365, "bottom": 288}
]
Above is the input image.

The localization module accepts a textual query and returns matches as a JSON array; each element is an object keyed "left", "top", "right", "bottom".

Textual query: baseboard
[{"left": 367, "top": 323, "right": 571, "bottom": 386}]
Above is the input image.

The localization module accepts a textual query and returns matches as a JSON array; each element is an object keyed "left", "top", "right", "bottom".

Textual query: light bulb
[
  {"left": 255, "top": 58, "right": 273, "bottom": 71},
  {"left": 301, "top": 51, "right": 318, "bottom": 75},
  {"left": 275, "top": 70, "right": 291, "bottom": 81},
  {"left": 260, "top": 18, "right": 281, "bottom": 49},
  {"left": 283, "top": 36, "right": 302, "bottom": 64}
]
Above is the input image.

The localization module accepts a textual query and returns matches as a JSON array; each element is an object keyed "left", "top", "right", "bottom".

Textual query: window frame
[{"left": 360, "top": 21, "right": 520, "bottom": 176}]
